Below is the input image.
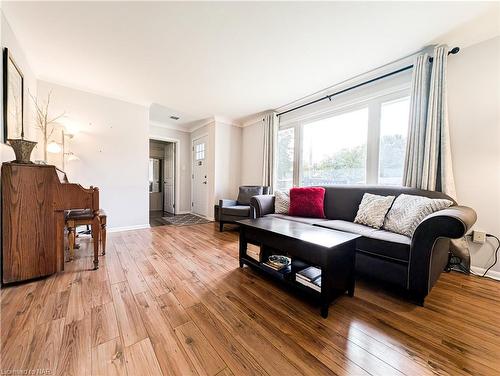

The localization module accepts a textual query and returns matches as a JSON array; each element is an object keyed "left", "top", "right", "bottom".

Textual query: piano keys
[{"left": 1, "top": 162, "right": 100, "bottom": 284}]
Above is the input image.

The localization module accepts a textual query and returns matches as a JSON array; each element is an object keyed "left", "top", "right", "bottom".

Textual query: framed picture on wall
[{"left": 3, "top": 47, "right": 24, "bottom": 142}]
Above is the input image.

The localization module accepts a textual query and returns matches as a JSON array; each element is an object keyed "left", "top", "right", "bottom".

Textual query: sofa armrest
[
  {"left": 408, "top": 206, "right": 477, "bottom": 302},
  {"left": 250, "top": 195, "right": 275, "bottom": 218},
  {"left": 219, "top": 199, "right": 238, "bottom": 208}
]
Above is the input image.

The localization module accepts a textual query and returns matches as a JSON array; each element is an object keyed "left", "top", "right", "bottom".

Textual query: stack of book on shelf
[
  {"left": 295, "top": 266, "right": 321, "bottom": 292},
  {"left": 246, "top": 244, "right": 262, "bottom": 262},
  {"left": 262, "top": 255, "right": 291, "bottom": 271}
]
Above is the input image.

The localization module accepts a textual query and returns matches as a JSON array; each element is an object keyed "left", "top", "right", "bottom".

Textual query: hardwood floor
[{"left": 1, "top": 223, "right": 499, "bottom": 376}]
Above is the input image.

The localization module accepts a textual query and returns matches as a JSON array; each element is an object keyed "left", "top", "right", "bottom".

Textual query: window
[
  {"left": 276, "top": 92, "right": 410, "bottom": 188},
  {"left": 195, "top": 143, "right": 205, "bottom": 160},
  {"left": 379, "top": 97, "right": 410, "bottom": 185},
  {"left": 301, "top": 108, "right": 368, "bottom": 186}
]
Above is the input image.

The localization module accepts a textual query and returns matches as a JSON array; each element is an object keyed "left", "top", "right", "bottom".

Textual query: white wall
[
  {"left": 448, "top": 36, "right": 500, "bottom": 275},
  {"left": 241, "top": 120, "right": 264, "bottom": 185},
  {"left": 149, "top": 124, "right": 192, "bottom": 213},
  {"left": 1, "top": 12, "right": 40, "bottom": 162},
  {"left": 214, "top": 121, "right": 242, "bottom": 203},
  {"left": 37, "top": 80, "right": 150, "bottom": 231}
]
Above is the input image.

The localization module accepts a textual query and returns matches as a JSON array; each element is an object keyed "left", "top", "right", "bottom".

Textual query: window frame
[{"left": 277, "top": 87, "right": 410, "bottom": 188}]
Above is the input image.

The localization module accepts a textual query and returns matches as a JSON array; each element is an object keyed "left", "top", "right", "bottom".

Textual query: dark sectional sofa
[{"left": 250, "top": 185, "right": 477, "bottom": 305}]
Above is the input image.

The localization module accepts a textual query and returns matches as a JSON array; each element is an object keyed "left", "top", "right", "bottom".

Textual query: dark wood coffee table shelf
[{"left": 237, "top": 217, "right": 360, "bottom": 318}]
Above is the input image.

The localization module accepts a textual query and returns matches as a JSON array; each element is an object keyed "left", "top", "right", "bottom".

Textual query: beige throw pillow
[
  {"left": 354, "top": 193, "right": 395, "bottom": 229},
  {"left": 274, "top": 190, "right": 290, "bottom": 214},
  {"left": 383, "top": 194, "right": 453, "bottom": 237}
]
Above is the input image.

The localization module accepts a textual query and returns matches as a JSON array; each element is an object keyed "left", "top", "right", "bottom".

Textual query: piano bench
[{"left": 65, "top": 209, "right": 107, "bottom": 268}]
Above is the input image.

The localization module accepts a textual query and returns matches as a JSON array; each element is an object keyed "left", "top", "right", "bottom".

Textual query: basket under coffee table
[{"left": 237, "top": 217, "right": 360, "bottom": 318}]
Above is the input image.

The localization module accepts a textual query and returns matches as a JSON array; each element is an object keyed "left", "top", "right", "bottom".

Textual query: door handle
[{"left": 203, "top": 181, "right": 207, "bottom": 184}]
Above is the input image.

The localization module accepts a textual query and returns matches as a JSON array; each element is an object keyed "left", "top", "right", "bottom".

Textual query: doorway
[
  {"left": 149, "top": 139, "right": 176, "bottom": 226},
  {"left": 192, "top": 135, "right": 208, "bottom": 217}
]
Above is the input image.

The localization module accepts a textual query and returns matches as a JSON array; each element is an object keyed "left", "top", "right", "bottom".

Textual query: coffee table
[{"left": 237, "top": 217, "right": 360, "bottom": 318}]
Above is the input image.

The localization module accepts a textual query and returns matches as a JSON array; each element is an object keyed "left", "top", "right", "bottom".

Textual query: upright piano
[{"left": 1, "top": 162, "right": 99, "bottom": 284}]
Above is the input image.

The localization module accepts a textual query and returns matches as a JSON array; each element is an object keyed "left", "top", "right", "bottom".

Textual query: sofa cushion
[
  {"left": 314, "top": 220, "right": 411, "bottom": 262},
  {"left": 383, "top": 194, "right": 453, "bottom": 237},
  {"left": 354, "top": 193, "right": 395, "bottom": 229},
  {"left": 314, "top": 220, "right": 377, "bottom": 237},
  {"left": 237, "top": 186, "right": 263, "bottom": 205},
  {"left": 289, "top": 187, "right": 326, "bottom": 218},
  {"left": 274, "top": 190, "right": 290, "bottom": 214},
  {"left": 221, "top": 205, "right": 250, "bottom": 217},
  {"left": 267, "top": 213, "right": 328, "bottom": 225},
  {"left": 356, "top": 234, "right": 411, "bottom": 263}
]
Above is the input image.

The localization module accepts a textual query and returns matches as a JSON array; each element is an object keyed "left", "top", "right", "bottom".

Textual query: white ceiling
[{"left": 3, "top": 1, "right": 499, "bottom": 126}]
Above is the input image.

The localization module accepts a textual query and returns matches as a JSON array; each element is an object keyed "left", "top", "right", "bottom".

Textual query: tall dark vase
[{"left": 7, "top": 138, "right": 37, "bottom": 164}]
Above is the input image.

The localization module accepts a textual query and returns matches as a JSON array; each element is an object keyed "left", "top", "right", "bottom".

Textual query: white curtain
[
  {"left": 403, "top": 45, "right": 456, "bottom": 198},
  {"left": 262, "top": 112, "right": 279, "bottom": 192}
]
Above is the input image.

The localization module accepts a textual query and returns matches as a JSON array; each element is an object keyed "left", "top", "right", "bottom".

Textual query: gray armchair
[{"left": 218, "top": 185, "right": 270, "bottom": 231}]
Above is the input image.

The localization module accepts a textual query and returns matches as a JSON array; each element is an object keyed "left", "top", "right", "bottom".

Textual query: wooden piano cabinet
[
  {"left": 1, "top": 162, "right": 99, "bottom": 284},
  {"left": 2, "top": 163, "right": 61, "bottom": 283}
]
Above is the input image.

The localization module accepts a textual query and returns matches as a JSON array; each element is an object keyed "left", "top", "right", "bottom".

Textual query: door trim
[
  {"left": 191, "top": 134, "right": 209, "bottom": 218},
  {"left": 149, "top": 136, "right": 180, "bottom": 215}
]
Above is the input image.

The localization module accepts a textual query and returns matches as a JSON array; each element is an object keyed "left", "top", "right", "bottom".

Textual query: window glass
[
  {"left": 276, "top": 127, "right": 294, "bottom": 191},
  {"left": 300, "top": 108, "right": 368, "bottom": 186},
  {"left": 378, "top": 97, "right": 410, "bottom": 185},
  {"left": 195, "top": 143, "right": 205, "bottom": 161}
]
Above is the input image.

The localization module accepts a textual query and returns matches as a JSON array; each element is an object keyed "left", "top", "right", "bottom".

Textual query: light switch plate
[{"left": 472, "top": 230, "right": 487, "bottom": 244}]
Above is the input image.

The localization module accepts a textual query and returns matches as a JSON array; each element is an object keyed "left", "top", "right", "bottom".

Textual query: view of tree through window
[
  {"left": 379, "top": 97, "right": 410, "bottom": 185},
  {"left": 277, "top": 127, "right": 294, "bottom": 190},
  {"left": 300, "top": 108, "right": 368, "bottom": 185}
]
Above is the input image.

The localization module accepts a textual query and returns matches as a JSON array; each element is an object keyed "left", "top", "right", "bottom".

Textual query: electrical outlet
[{"left": 472, "top": 230, "right": 487, "bottom": 244}]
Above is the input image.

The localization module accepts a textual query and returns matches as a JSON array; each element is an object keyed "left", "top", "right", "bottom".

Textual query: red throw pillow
[{"left": 288, "top": 187, "right": 326, "bottom": 218}]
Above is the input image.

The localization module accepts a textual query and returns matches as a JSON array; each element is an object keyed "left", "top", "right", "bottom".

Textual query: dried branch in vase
[{"left": 29, "top": 90, "right": 66, "bottom": 162}]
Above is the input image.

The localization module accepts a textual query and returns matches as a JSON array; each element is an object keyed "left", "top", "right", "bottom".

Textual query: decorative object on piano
[
  {"left": 3, "top": 48, "right": 24, "bottom": 141},
  {"left": 6, "top": 138, "right": 38, "bottom": 164},
  {"left": 2, "top": 48, "right": 38, "bottom": 163},
  {"left": 29, "top": 89, "right": 65, "bottom": 161}
]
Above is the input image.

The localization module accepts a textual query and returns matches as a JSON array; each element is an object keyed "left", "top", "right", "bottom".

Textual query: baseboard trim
[
  {"left": 108, "top": 224, "right": 151, "bottom": 233},
  {"left": 470, "top": 266, "right": 500, "bottom": 281},
  {"left": 176, "top": 211, "right": 191, "bottom": 215}
]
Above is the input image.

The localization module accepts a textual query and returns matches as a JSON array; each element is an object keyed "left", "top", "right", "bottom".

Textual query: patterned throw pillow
[
  {"left": 354, "top": 193, "right": 395, "bottom": 229},
  {"left": 383, "top": 194, "right": 453, "bottom": 237},
  {"left": 274, "top": 190, "right": 290, "bottom": 214}
]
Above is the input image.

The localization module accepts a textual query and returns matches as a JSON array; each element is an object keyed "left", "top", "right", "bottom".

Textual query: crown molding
[
  {"left": 189, "top": 118, "right": 215, "bottom": 133},
  {"left": 149, "top": 119, "right": 190, "bottom": 132},
  {"left": 213, "top": 115, "right": 242, "bottom": 127}
]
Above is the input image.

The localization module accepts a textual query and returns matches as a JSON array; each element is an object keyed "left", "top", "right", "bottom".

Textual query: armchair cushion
[
  {"left": 237, "top": 186, "right": 264, "bottom": 205},
  {"left": 219, "top": 199, "right": 237, "bottom": 207},
  {"left": 220, "top": 205, "right": 251, "bottom": 217}
]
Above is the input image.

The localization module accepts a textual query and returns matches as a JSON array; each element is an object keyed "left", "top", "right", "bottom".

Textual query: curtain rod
[{"left": 277, "top": 47, "right": 460, "bottom": 117}]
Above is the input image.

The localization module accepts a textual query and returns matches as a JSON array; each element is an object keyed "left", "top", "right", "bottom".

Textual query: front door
[
  {"left": 163, "top": 142, "right": 175, "bottom": 214},
  {"left": 192, "top": 136, "right": 208, "bottom": 217}
]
